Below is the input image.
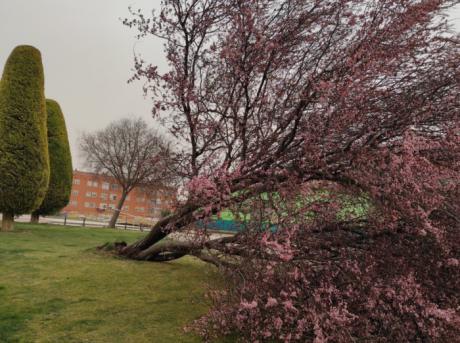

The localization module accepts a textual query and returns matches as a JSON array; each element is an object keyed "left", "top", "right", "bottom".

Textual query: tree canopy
[
  {"left": 112, "top": 0, "right": 459, "bottom": 341},
  {"left": 0, "top": 45, "right": 49, "bottom": 230},
  {"left": 80, "top": 117, "right": 172, "bottom": 228},
  {"left": 33, "top": 99, "right": 73, "bottom": 218}
]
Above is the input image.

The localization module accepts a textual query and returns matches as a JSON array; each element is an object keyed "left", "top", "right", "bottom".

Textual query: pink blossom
[
  {"left": 273, "top": 317, "right": 283, "bottom": 330},
  {"left": 265, "top": 297, "right": 278, "bottom": 308},
  {"left": 446, "top": 258, "right": 459, "bottom": 267},
  {"left": 240, "top": 300, "right": 258, "bottom": 310},
  {"left": 283, "top": 300, "right": 298, "bottom": 313}
]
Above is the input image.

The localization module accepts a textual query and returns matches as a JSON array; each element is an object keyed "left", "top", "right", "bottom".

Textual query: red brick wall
[{"left": 61, "top": 170, "right": 175, "bottom": 222}]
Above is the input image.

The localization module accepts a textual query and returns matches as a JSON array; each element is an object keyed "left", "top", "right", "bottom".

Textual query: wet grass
[{"left": 0, "top": 223, "right": 217, "bottom": 342}]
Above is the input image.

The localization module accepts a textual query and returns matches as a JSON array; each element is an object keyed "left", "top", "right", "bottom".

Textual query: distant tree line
[{"left": 0, "top": 45, "right": 72, "bottom": 231}]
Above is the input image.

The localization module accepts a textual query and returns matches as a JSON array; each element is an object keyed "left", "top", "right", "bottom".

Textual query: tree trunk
[
  {"left": 30, "top": 213, "right": 40, "bottom": 223},
  {"left": 120, "top": 201, "right": 200, "bottom": 258},
  {"left": 108, "top": 190, "right": 129, "bottom": 228},
  {"left": 1, "top": 213, "right": 14, "bottom": 231},
  {"left": 117, "top": 174, "right": 304, "bottom": 260},
  {"left": 118, "top": 176, "right": 285, "bottom": 259}
]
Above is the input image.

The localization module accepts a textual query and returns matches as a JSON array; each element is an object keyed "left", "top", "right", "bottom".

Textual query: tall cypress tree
[
  {"left": 31, "top": 99, "right": 73, "bottom": 222},
  {"left": 0, "top": 45, "right": 49, "bottom": 231}
]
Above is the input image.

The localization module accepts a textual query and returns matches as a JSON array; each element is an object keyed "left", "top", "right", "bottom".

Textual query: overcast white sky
[{"left": 0, "top": 1, "right": 459, "bottom": 169}]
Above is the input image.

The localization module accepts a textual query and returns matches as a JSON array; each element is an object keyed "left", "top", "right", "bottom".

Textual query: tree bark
[
  {"left": 1, "top": 213, "right": 14, "bottom": 231},
  {"left": 108, "top": 190, "right": 129, "bottom": 228},
  {"left": 30, "top": 213, "right": 40, "bottom": 223},
  {"left": 117, "top": 173, "right": 353, "bottom": 261},
  {"left": 121, "top": 202, "right": 200, "bottom": 257},
  {"left": 120, "top": 233, "right": 239, "bottom": 266},
  {"left": 118, "top": 174, "right": 295, "bottom": 259}
]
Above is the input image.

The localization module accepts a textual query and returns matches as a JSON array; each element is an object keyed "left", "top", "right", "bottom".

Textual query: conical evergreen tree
[
  {"left": 31, "top": 99, "right": 72, "bottom": 222},
  {"left": 0, "top": 45, "right": 49, "bottom": 231}
]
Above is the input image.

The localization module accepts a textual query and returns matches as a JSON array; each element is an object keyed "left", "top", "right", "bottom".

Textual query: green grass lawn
[{"left": 0, "top": 223, "right": 217, "bottom": 343}]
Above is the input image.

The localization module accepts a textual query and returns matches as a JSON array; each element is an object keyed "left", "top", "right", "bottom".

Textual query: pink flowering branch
[{"left": 113, "top": 1, "right": 460, "bottom": 341}]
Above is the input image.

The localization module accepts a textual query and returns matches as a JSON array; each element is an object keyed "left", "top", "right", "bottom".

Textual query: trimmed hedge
[
  {"left": 0, "top": 45, "right": 49, "bottom": 216},
  {"left": 33, "top": 99, "right": 73, "bottom": 215}
]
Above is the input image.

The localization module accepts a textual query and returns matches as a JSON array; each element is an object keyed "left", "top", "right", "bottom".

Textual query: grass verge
[{"left": 0, "top": 223, "right": 216, "bottom": 342}]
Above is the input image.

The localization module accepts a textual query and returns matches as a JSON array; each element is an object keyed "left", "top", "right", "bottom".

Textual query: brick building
[{"left": 61, "top": 170, "right": 176, "bottom": 223}]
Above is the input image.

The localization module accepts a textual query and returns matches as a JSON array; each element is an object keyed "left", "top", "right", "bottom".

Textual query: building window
[
  {"left": 73, "top": 179, "right": 80, "bottom": 185},
  {"left": 108, "top": 204, "right": 116, "bottom": 210},
  {"left": 84, "top": 202, "right": 96, "bottom": 208},
  {"left": 100, "top": 193, "right": 107, "bottom": 199},
  {"left": 110, "top": 194, "right": 117, "bottom": 201},
  {"left": 71, "top": 200, "right": 78, "bottom": 206},
  {"left": 86, "top": 192, "right": 97, "bottom": 198},
  {"left": 135, "top": 207, "right": 145, "bottom": 212},
  {"left": 72, "top": 190, "right": 79, "bottom": 196},
  {"left": 87, "top": 180, "right": 98, "bottom": 187},
  {"left": 102, "top": 182, "right": 110, "bottom": 190},
  {"left": 136, "top": 197, "right": 145, "bottom": 202},
  {"left": 111, "top": 184, "right": 118, "bottom": 190},
  {"left": 156, "top": 199, "right": 162, "bottom": 205},
  {"left": 126, "top": 195, "right": 130, "bottom": 201},
  {"left": 99, "top": 203, "right": 107, "bottom": 209}
]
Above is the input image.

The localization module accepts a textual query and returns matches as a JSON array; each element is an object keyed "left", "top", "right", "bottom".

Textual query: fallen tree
[
  {"left": 117, "top": 0, "right": 459, "bottom": 260},
  {"left": 110, "top": 0, "right": 459, "bottom": 340}
]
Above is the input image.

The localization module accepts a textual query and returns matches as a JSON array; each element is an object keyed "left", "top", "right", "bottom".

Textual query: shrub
[
  {"left": 32, "top": 99, "right": 72, "bottom": 219},
  {"left": 0, "top": 45, "right": 49, "bottom": 230}
]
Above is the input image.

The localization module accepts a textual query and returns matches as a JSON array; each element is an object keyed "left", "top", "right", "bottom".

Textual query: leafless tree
[{"left": 80, "top": 118, "right": 173, "bottom": 227}]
